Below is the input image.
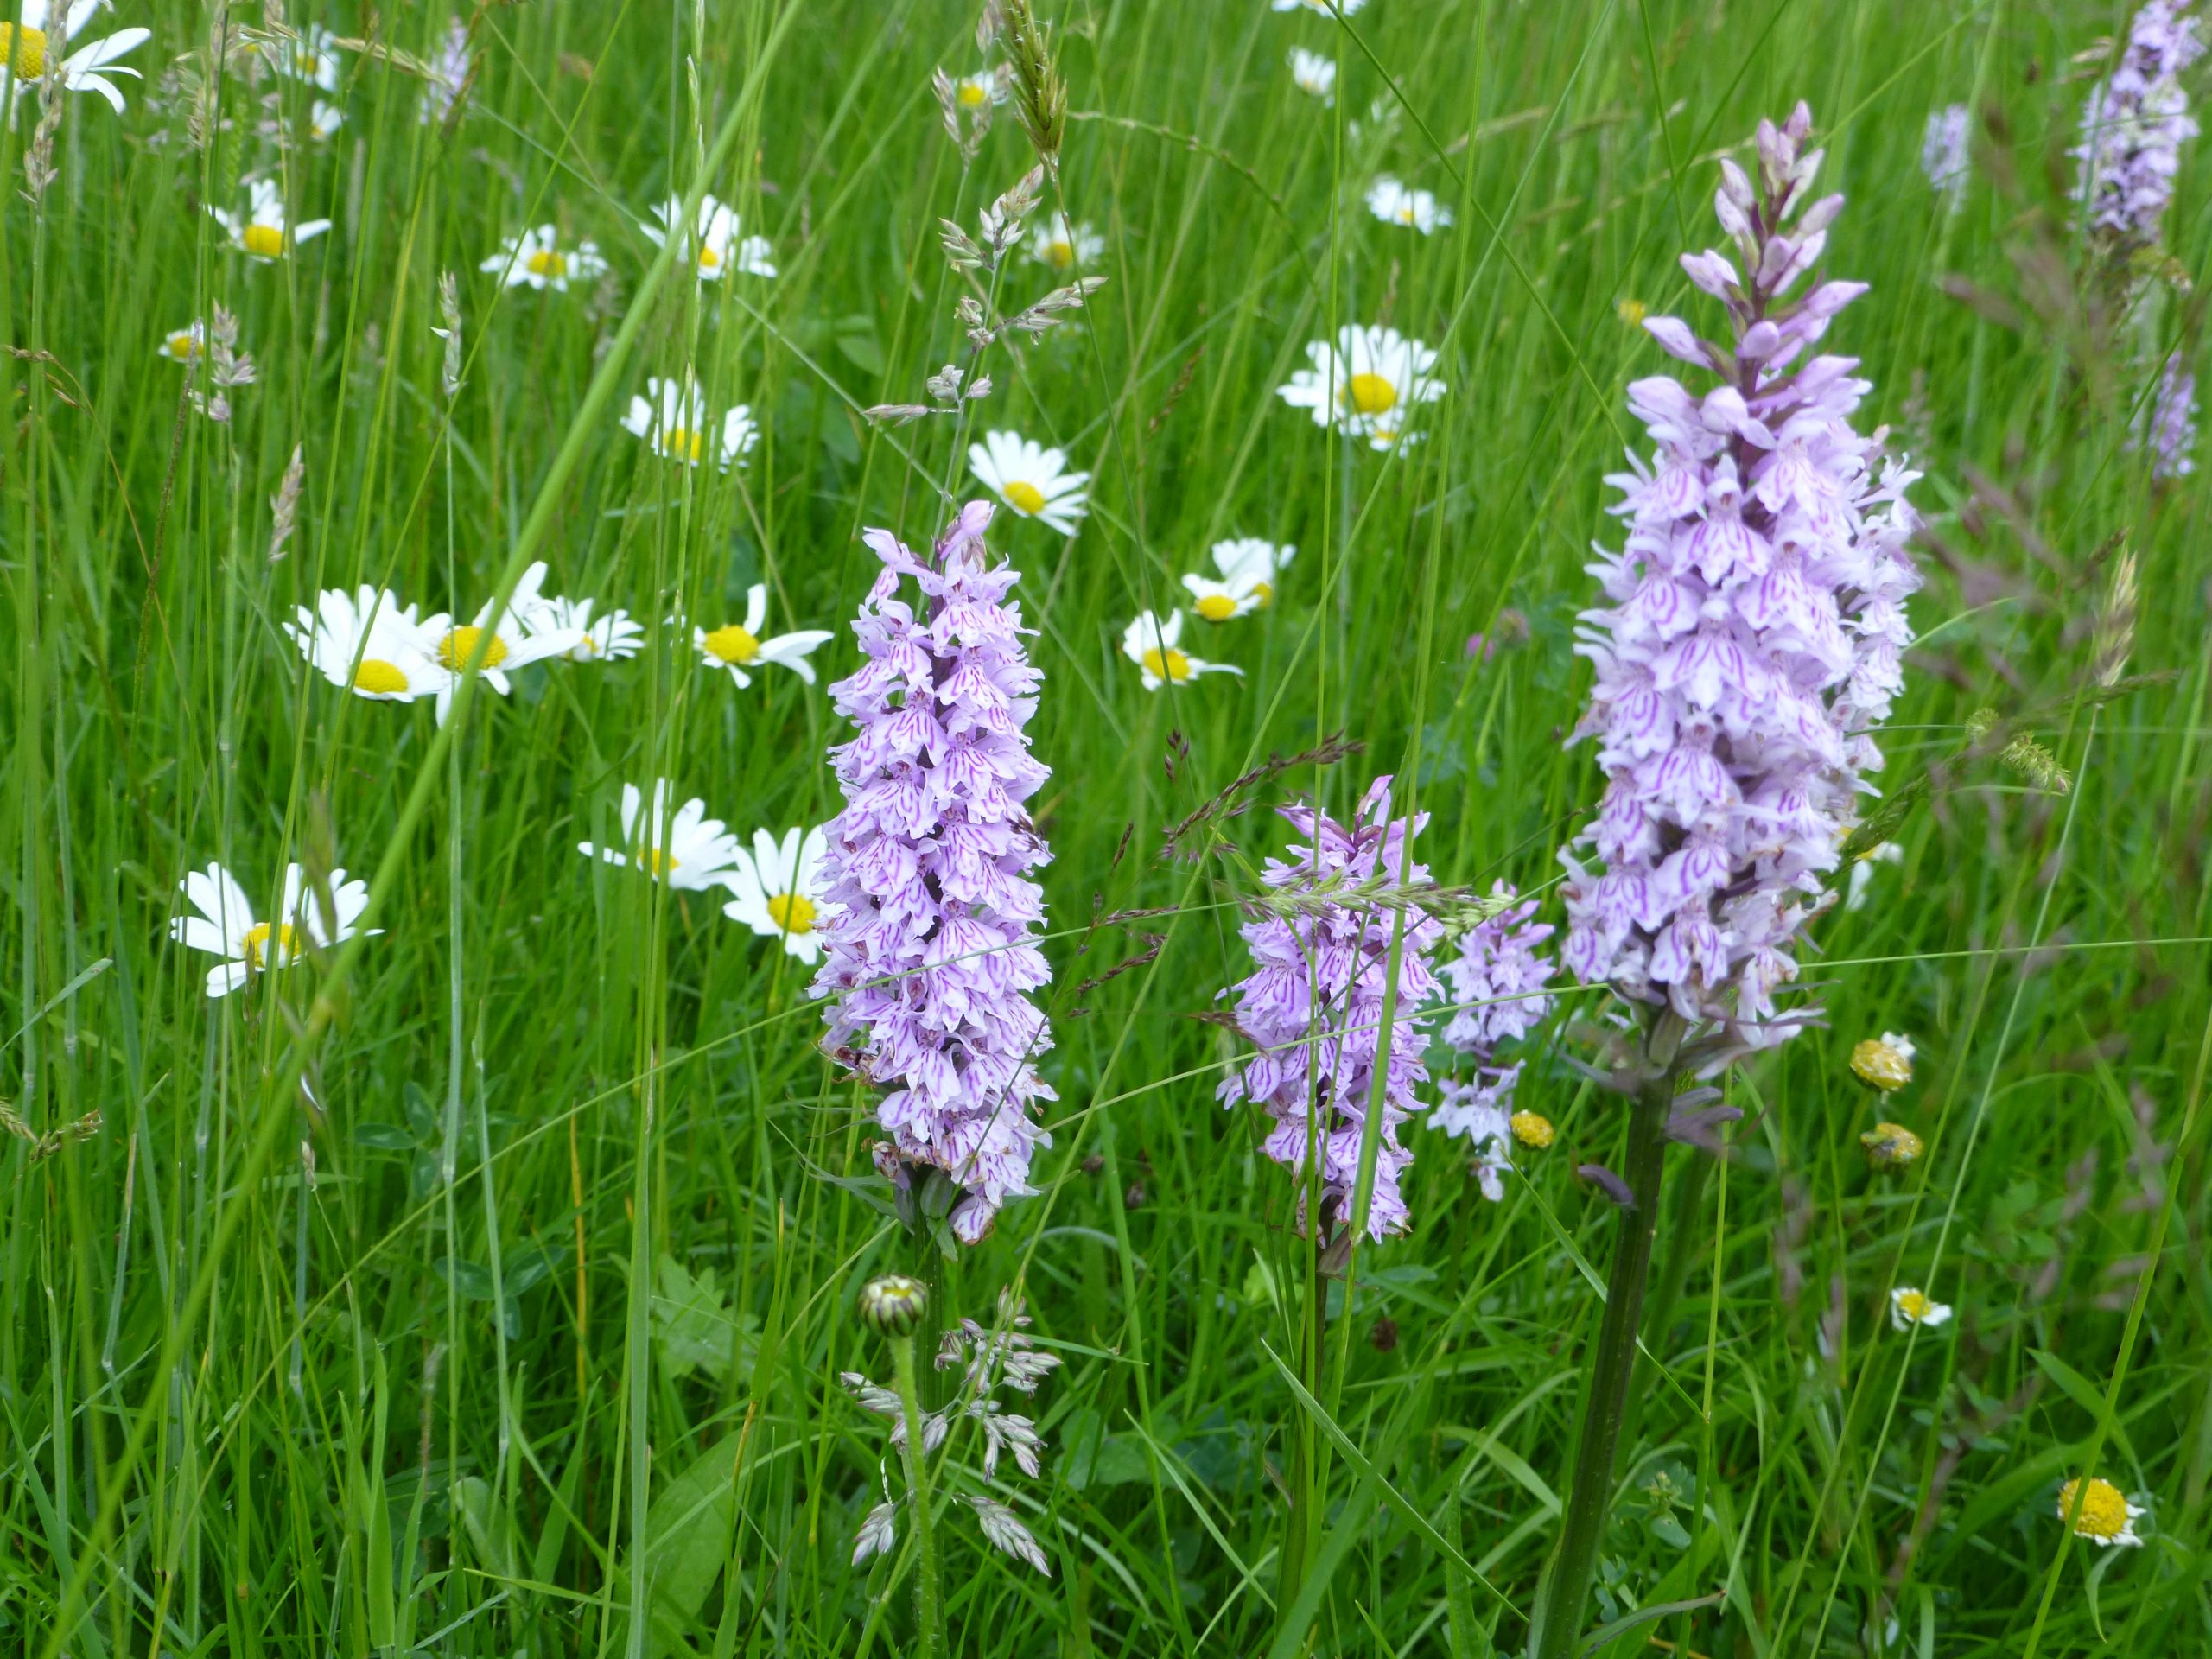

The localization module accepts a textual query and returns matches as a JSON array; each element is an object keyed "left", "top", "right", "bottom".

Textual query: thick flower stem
[
  {"left": 1534, "top": 1063, "right": 1675, "bottom": 1659},
  {"left": 890, "top": 1334, "right": 944, "bottom": 1659}
]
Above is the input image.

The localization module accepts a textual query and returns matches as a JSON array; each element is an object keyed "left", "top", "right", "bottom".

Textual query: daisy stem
[
  {"left": 890, "top": 1331, "right": 944, "bottom": 1659},
  {"left": 1534, "top": 1012, "right": 1683, "bottom": 1659}
]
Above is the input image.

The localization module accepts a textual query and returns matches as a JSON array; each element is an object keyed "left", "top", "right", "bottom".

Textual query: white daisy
[
  {"left": 690, "top": 583, "right": 833, "bottom": 689},
  {"left": 168, "top": 861, "right": 377, "bottom": 999},
  {"left": 1121, "top": 609, "right": 1242, "bottom": 691},
  {"left": 480, "top": 224, "right": 607, "bottom": 292},
  {"left": 722, "top": 826, "right": 830, "bottom": 963},
  {"left": 968, "top": 429, "right": 1090, "bottom": 534},
  {"left": 643, "top": 193, "right": 776, "bottom": 283},
  {"left": 951, "top": 67, "right": 1007, "bottom": 110},
  {"left": 274, "top": 22, "right": 341, "bottom": 91},
  {"left": 1027, "top": 211, "right": 1103, "bottom": 273},
  {"left": 308, "top": 98, "right": 344, "bottom": 142},
  {"left": 420, "top": 561, "right": 586, "bottom": 723},
  {"left": 1183, "top": 547, "right": 1297, "bottom": 622},
  {"left": 1278, "top": 323, "right": 1445, "bottom": 450},
  {"left": 2056, "top": 1478, "right": 2146, "bottom": 1548},
  {"left": 577, "top": 779, "right": 746, "bottom": 893},
  {"left": 1, "top": 0, "right": 148, "bottom": 119},
  {"left": 155, "top": 320, "right": 207, "bottom": 365},
  {"left": 537, "top": 594, "right": 644, "bottom": 662},
  {"left": 1366, "top": 175, "right": 1452, "bottom": 235},
  {"left": 210, "top": 177, "right": 333, "bottom": 263},
  {"left": 1287, "top": 47, "right": 1336, "bottom": 103},
  {"left": 621, "top": 373, "right": 758, "bottom": 471},
  {"left": 1887, "top": 1287, "right": 1952, "bottom": 1332},
  {"left": 285, "top": 585, "right": 450, "bottom": 703}
]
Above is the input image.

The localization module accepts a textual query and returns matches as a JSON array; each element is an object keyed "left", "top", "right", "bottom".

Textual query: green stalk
[
  {"left": 1534, "top": 1016, "right": 1682, "bottom": 1659},
  {"left": 889, "top": 1332, "right": 945, "bottom": 1659}
]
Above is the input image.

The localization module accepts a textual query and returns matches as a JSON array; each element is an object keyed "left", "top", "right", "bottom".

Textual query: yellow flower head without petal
[
  {"left": 2057, "top": 1477, "right": 2142, "bottom": 1547},
  {"left": 1509, "top": 1110, "right": 1554, "bottom": 1150},
  {"left": 1850, "top": 1033, "right": 1915, "bottom": 1092},
  {"left": 1618, "top": 298, "right": 1648, "bottom": 326},
  {"left": 1860, "top": 1121, "right": 1923, "bottom": 1169}
]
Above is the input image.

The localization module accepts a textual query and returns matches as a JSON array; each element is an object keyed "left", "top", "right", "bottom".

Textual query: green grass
[{"left": 4, "top": 0, "right": 2209, "bottom": 1654}]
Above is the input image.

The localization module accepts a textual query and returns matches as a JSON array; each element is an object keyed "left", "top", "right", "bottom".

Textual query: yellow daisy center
[
  {"left": 957, "top": 79, "right": 988, "bottom": 109},
  {"left": 352, "top": 658, "right": 411, "bottom": 696},
  {"left": 698, "top": 245, "right": 722, "bottom": 271},
  {"left": 1398, "top": 204, "right": 1417, "bottom": 224},
  {"left": 1002, "top": 479, "right": 1048, "bottom": 515},
  {"left": 1860, "top": 1121, "right": 1923, "bottom": 1167},
  {"left": 766, "top": 892, "right": 817, "bottom": 935},
  {"left": 0, "top": 23, "right": 49, "bottom": 79},
  {"left": 526, "top": 248, "right": 569, "bottom": 279},
  {"left": 1043, "top": 238, "right": 1074, "bottom": 270},
  {"left": 703, "top": 624, "right": 760, "bottom": 665},
  {"left": 1509, "top": 1110, "right": 1554, "bottom": 1149},
  {"left": 1850, "top": 1037, "right": 1912, "bottom": 1092},
  {"left": 243, "top": 223, "right": 288, "bottom": 258},
  {"left": 437, "top": 626, "right": 509, "bottom": 671},
  {"left": 1141, "top": 646, "right": 1192, "bottom": 683},
  {"left": 1251, "top": 580, "right": 1274, "bottom": 608},
  {"left": 240, "top": 921, "right": 301, "bottom": 970},
  {"left": 1894, "top": 1288, "right": 1935, "bottom": 1323},
  {"left": 635, "top": 847, "right": 678, "bottom": 878},
  {"left": 1195, "top": 593, "right": 1239, "bottom": 622},
  {"left": 663, "top": 426, "right": 708, "bottom": 464},
  {"left": 1618, "top": 298, "right": 1649, "bottom": 326},
  {"left": 163, "top": 331, "right": 197, "bottom": 360},
  {"left": 2060, "top": 1478, "right": 2131, "bottom": 1541},
  {"left": 1344, "top": 372, "right": 1398, "bottom": 415}
]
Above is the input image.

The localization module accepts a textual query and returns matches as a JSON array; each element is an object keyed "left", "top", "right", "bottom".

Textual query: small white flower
[
  {"left": 210, "top": 177, "right": 333, "bottom": 263},
  {"left": 951, "top": 67, "right": 1007, "bottom": 110},
  {"left": 1844, "top": 840, "right": 1903, "bottom": 911},
  {"left": 1121, "top": 609, "right": 1242, "bottom": 690},
  {"left": 969, "top": 430, "right": 1090, "bottom": 534},
  {"left": 1027, "top": 211, "right": 1103, "bottom": 273},
  {"left": 1887, "top": 1286, "right": 1952, "bottom": 1331},
  {"left": 156, "top": 320, "right": 207, "bottom": 365},
  {"left": 169, "top": 861, "right": 378, "bottom": 999},
  {"left": 1366, "top": 175, "right": 1452, "bottom": 235},
  {"left": 643, "top": 192, "right": 775, "bottom": 283},
  {"left": 722, "top": 826, "right": 830, "bottom": 963},
  {"left": 286, "top": 585, "right": 449, "bottom": 703},
  {"left": 273, "top": 22, "right": 341, "bottom": 91},
  {"left": 1272, "top": 0, "right": 1365, "bottom": 12},
  {"left": 1279, "top": 323, "right": 1445, "bottom": 450},
  {"left": 1, "top": 0, "right": 149, "bottom": 120},
  {"left": 420, "top": 562, "right": 587, "bottom": 724},
  {"left": 621, "top": 373, "right": 758, "bottom": 471},
  {"left": 1184, "top": 537, "right": 1300, "bottom": 622},
  {"left": 308, "top": 97, "right": 344, "bottom": 142},
  {"left": 691, "top": 583, "right": 833, "bottom": 689},
  {"left": 1287, "top": 47, "right": 1336, "bottom": 103},
  {"left": 578, "top": 780, "right": 747, "bottom": 892},
  {"left": 480, "top": 224, "right": 607, "bottom": 292},
  {"left": 537, "top": 594, "right": 644, "bottom": 662}
]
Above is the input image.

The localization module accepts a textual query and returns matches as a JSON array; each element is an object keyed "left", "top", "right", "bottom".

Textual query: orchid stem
[
  {"left": 1535, "top": 1020, "right": 1681, "bottom": 1659},
  {"left": 890, "top": 1332, "right": 944, "bottom": 1659}
]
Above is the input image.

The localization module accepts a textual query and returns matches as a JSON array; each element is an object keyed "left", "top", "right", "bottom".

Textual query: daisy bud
[
  {"left": 1859, "top": 1120, "right": 1923, "bottom": 1168},
  {"left": 857, "top": 1275, "right": 929, "bottom": 1337},
  {"left": 1849, "top": 1033, "right": 1916, "bottom": 1093}
]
